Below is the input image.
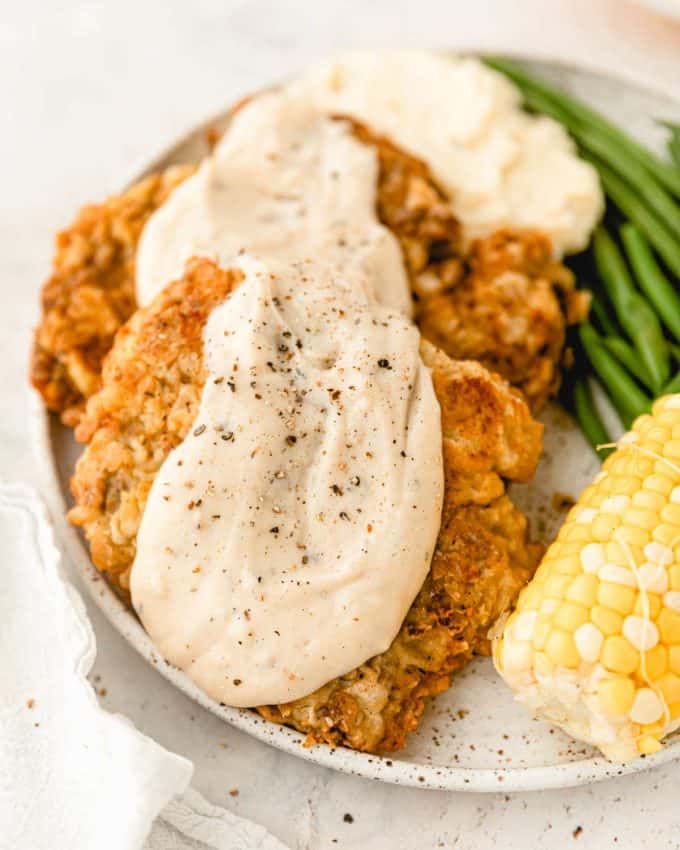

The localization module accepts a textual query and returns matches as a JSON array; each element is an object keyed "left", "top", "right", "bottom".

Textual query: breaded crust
[
  {"left": 418, "top": 229, "right": 588, "bottom": 412},
  {"left": 31, "top": 166, "right": 195, "bottom": 425},
  {"left": 31, "top": 119, "right": 580, "bottom": 421},
  {"left": 69, "top": 258, "right": 543, "bottom": 753}
]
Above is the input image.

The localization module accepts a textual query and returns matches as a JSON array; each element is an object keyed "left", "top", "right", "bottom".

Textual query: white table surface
[{"left": 3, "top": 2, "right": 680, "bottom": 848}]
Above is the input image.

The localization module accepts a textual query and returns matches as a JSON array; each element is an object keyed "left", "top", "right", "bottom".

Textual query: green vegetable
[
  {"left": 671, "top": 138, "right": 680, "bottom": 171},
  {"left": 660, "top": 120, "right": 680, "bottom": 169},
  {"left": 573, "top": 378, "right": 614, "bottom": 458},
  {"left": 670, "top": 342, "right": 680, "bottom": 363},
  {"left": 620, "top": 223, "right": 680, "bottom": 342},
  {"left": 579, "top": 323, "right": 652, "bottom": 427},
  {"left": 593, "top": 228, "right": 670, "bottom": 391},
  {"left": 595, "top": 163, "right": 680, "bottom": 279},
  {"left": 589, "top": 290, "right": 622, "bottom": 338},
  {"left": 602, "top": 336, "right": 655, "bottom": 392},
  {"left": 485, "top": 57, "right": 680, "bottom": 199},
  {"left": 662, "top": 371, "right": 680, "bottom": 395},
  {"left": 577, "top": 126, "right": 680, "bottom": 242}
]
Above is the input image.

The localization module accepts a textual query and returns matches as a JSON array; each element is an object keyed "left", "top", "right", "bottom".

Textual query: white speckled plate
[{"left": 33, "top": 56, "right": 680, "bottom": 791}]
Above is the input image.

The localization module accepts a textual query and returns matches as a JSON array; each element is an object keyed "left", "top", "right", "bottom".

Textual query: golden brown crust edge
[
  {"left": 30, "top": 165, "right": 196, "bottom": 426},
  {"left": 68, "top": 257, "right": 543, "bottom": 753}
]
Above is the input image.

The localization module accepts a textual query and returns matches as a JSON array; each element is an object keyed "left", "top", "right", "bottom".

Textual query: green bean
[
  {"left": 593, "top": 228, "right": 670, "bottom": 391},
  {"left": 578, "top": 127, "right": 680, "bottom": 241},
  {"left": 662, "top": 371, "right": 680, "bottom": 395},
  {"left": 579, "top": 323, "right": 652, "bottom": 427},
  {"left": 589, "top": 291, "right": 622, "bottom": 338},
  {"left": 602, "top": 336, "right": 656, "bottom": 392},
  {"left": 620, "top": 224, "right": 680, "bottom": 342},
  {"left": 485, "top": 57, "right": 680, "bottom": 198},
  {"left": 670, "top": 342, "right": 680, "bottom": 363},
  {"left": 660, "top": 121, "right": 680, "bottom": 168},
  {"left": 573, "top": 378, "right": 614, "bottom": 458},
  {"left": 671, "top": 138, "right": 680, "bottom": 171},
  {"left": 595, "top": 162, "right": 680, "bottom": 279}
]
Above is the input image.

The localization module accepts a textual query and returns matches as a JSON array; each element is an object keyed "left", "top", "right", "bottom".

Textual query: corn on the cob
[{"left": 494, "top": 394, "right": 680, "bottom": 761}]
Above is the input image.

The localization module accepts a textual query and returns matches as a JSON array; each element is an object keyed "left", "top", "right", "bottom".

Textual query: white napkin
[{"left": 0, "top": 484, "right": 288, "bottom": 850}]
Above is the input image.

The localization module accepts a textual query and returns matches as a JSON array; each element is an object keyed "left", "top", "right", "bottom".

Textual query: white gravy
[
  {"left": 131, "top": 259, "right": 444, "bottom": 706},
  {"left": 136, "top": 88, "right": 411, "bottom": 314}
]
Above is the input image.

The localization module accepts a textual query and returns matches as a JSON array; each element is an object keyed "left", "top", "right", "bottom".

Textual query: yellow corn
[{"left": 494, "top": 395, "right": 680, "bottom": 762}]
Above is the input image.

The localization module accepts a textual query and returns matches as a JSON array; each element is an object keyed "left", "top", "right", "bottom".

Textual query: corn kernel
[
  {"left": 562, "top": 541, "right": 592, "bottom": 557},
  {"left": 532, "top": 617, "right": 551, "bottom": 650},
  {"left": 671, "top": 702, "right": 680, "bottom": 720},
  {"left": 533, "top": 651, "right": 554, "bottom": 677},
  {"left": 511, "top": 611, "right": 538, "bottom": 641},
  {"left": 633, "top": 490, "right": 666, "bottom": 512},
  {"left": 605, "top": 541, "right": 629, "bottom": 563},
  {"left": 540, "top": 598, "right": 560, "bottom": 616},
  {"left": 657, "top": 412, "right": 679, "bottom": 428},
  {"left": 638, "top": 563, "right": 668, "bottom": 594},
  {"left": 554, "top": 555, "right": 582, "bottom": 577},
  {"left": 654, "top": 523, "right": 680, "bottom": 547},
  {"left": 610, "top": 477, "right": 640, "bottom": 497},
  {"left": 663, "top": 441, "right": 680, "bottom": 461},
  {"left": 669, "top": 565, "right": 680, "bottom": 591},
  {"left": 656, "top": 672, "right": 680, "bottom": 704},
  {"left": 670, "top": 645, "right": 680, "bottom": 674},
  {"left": 638, "top": 735, "right": 663, "bottom": 755},
  {"left": 653, "top": 397, "right": 672, "bottom": 415},
  {"left": 633, "top": 593, "right": 662, "bottom": 620},
  {"left": 622, "top": 507, "right": 658, "bottom": 532},
  {"left": 554, "top": 602, "right": 589, "bottom": 632},
  {"left": 501, "top": 640, "right": 533, "bottom": 672},
  {"left": 601, "top": 495, "right": 631, "bottom": 515},
  {"left": 647, "top": 427, "right": 669, "bottom": 444},
  {"left": 658, "top": 608, "right": 680, "bottom": 643},
  {"left": 598, "top": 676, "right": 636, "bottom": 715},
  {"left": 601, "top": 635, "right": 639, "bottom": 674},
  {"left": 591, "top": 605, "right": 624, "bottom": 636},
  {"left": 545, "top": 630, "right": 580, "bottom": 668},
  {"left": 566, "top": 574, "right": 599, "bottom": 607},
  {"left": 598, "top": 582, "right": 635, "bottom": 615},
  {"left": 616, "top": 525, "right": 651, "bottom": 547},
  {"left": 661, "top": 504, "right": 680, "bottom": 526},
  {"left": 518, "top": 583, "right": 544, "bottom": 611},
  {"left": 643, "top": 474, "right": 674, "bottom": 496},
  {"left": 620, "top": 456, "right": 654, "bottom": 478},
  {"left": 574, "top": 623, "right": 604, "bottom": 662},
  {"left": 634, "top": 414, "right": 654, "bottom": 431},
  {"left": 545, "top": 575, "right": 572, "bottom": 600},
  {"left": 630, "top": 688, "right": 664, "bottom": 724},
  {"left": 640, "top": 644, "right": 667, "bottom": 680},
  {"left": 563, "top": 524, "right": 594, "bottom": 543},
  {"left": 580, "top": 542, "right": 606, "bottom": 574},
  {"left": 592, "top": 514, "right": 620, "bottom": 541}
]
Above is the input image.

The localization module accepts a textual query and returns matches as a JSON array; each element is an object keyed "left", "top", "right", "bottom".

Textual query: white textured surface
[
  {"left": 0, "top": 484, "right": 193, "bottom": 850},
  {"left": 3, "top": 1, "right": 680, "bottom": 847},
  {"left": 0, "top": 484, "right": 289, "bottom": 850}
]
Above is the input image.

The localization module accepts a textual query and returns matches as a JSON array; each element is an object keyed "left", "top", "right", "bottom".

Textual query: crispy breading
[
  {"left": 69, "top": 259, "right": 542, "bottom": 752},
  {"left": 30, "top": 166, "right": 196, "bottom": 425},
  {"left": 31, "top": 119, "right": 578, "bottom": 422},
  {"left": 418, "top": 229, "right": 588, "bottom": 411}
]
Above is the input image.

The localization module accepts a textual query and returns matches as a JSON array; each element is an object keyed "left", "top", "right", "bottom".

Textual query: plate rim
[{"left": 31, "top": 52, "right": 680, "bottom": 792}]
